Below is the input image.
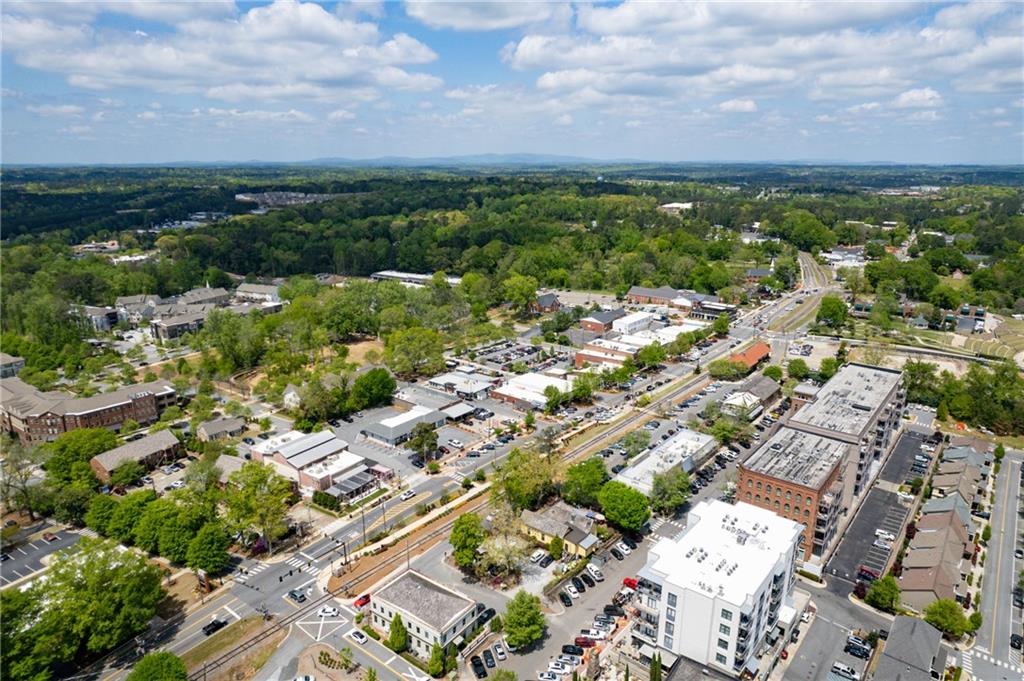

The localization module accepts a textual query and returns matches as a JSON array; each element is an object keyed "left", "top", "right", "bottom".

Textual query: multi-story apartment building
[
  {"left": 737, "top": 363, "right": 904, "bottom": 569},
  {"left": 633, "top": 500, "right": 802, "bottom": 679},
  {"left": 0, "top": 377, "right": 177, "bottom": 443}
]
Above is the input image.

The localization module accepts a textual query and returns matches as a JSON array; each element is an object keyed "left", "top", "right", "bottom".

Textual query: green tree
[
  {"left": 548, "top": 535, "right": 564, "bottom": 559},
  {"left": 762, "top": 365, "right": 783, "bottom": 382},
  {"left": 712, "top": 313, "right": 730, "bottom": 336},
  {"left": 85, "top": 492, "right": 120, "bottom": 535},
  {"left": 133, "top": 498, "right": 180, "bottom": 553},
  {"left": 502, "top": 274, "right": 539, "bottom": 317},
  {"left": 650, "top": 652, "right": 663, "bottom": 681},
  {"left": 0, "top": 437, "right": 47, "bottom": 520},
  {"left": 816, "top": 296, "right": 848, "bottom": 328},
  {"left": 787, "top": 358, "right": 810, "bottom": 380},
  {"left": 224, "top": 461, "right": 293, "bottom": 554},
  {"left": 126, "top": 652, "right": 188, "bottom": 681},
  {"left": 46, "top": 428, "right": 118, "bottom": 486},
  {"left": 561, "top": 457, "right": 608, "bottom": 508},
  {"left": 967, "top": 611, "right": 983, "bottom": 633},
  {"left": 445, "top": 645, "right": 458, "bottom": 674},
  {"left": 384, "top": 327, "right": 445, "bottom": 377},
  {"left": 407, "top": 422, "right": 438, "bottom": 460},
  {"left": 621, "top": 430, "right": 650, "bottom": 458},
  {"left": 364, "top": 669, "right": 378, "bottom": 681},
  {"left": 492, "top": 672, "right": 518, "bottom": 681},
  {"left": 490, "top": 614, "right": 503, "bottom": 633},
  {"left": 818, "top": 357, "right": 840, "bottom": 381},
  {"left": 106, "top": 490, "right": 156, "bottom": 544},
  {"left": 994, "top": 444, "right": 1006, "bottom": 461},
  {"left": 864, "top": 575, "right": 900, "bottom": 612},
  {"left": 387, "top": 613, "right": 408, "bottom": 653},
  {"left": 636, "top": 343, "right": 668, "bottom": 369},
  {"left": 450, "top": 513, "right": 486, "bottom": 569},
  {"left": 110, "top": 460, "right": 146, "bottom": 488},
  {"left": 598, "top": 481, "right": 650, "bottom": 533},
  {"left": 936, "top": 400, "right": 949, "bottom": 421},
  {"left": 52, "top": 484, "right": 96, "bottom": 526},
  {"left": 524, "top": 410, "right": 536, "bottom": 430},
  {"left": 493, "top": 448, "right": 560, "bottom": 511},
  {"left": 650, "top": 468, "right": 691, "bottom": 516},
  {"left": 503, "top": 590, "right": 546, "bottom": 649},
  {"left": 428, "top": 642, "right": 444, "bottom": 677},
  {"left": 707, "top": 359, "right": 748, "bottom": 380},
  {"left": 186, "top": 523, "right": 231, "bottom": 575},
  {"left": 120, "top": 418, "right": 140, "bottom": 435},
  {"left": 347, "top": 368, "right": 396, "bottom": 411},
  {"left": 923, "top": 598, "right": 969, "bottom": 638}
]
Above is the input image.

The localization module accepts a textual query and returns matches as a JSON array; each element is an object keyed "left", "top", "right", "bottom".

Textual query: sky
[{"left": 2, "top": 0, "right": 1022, "bottom": 165}]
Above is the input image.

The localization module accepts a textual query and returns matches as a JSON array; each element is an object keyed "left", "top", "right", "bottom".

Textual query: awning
[
  {"left": 637, "top": 643, "right": 656, "bottom": 659},
  {"left": 442, "top": 402, "right": 474, "bottom": 420}
]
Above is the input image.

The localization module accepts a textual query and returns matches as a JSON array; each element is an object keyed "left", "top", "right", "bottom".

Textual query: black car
[
  {"left": 610, "top": 548, "right": 625, "bottom": 561},
  {"left": 580, "top": 572, "right": 596, "bottom": 588},
  {"left": 611, "top": 464, "right": 626, "bottom": 474},
  {"left": 1011, "top": 634, "right": 1023, "bottom": 650},
  {"left": 482, "top": 649, "right": 496, "bottom": 668},
  {"left": 571, "top": 576, "right": 586, "bottom": 593},
  {"left": 604, "top": 604, "right": 625, "bottom": 617},
  {"left": 844, "top": 643, "right": 871, "bottom": 660},
  {"left": 559, "top": 591, "right": 573, "bottom": 607},
  {"left": 480, "top": 607, "right": 497, "bottom": 623},
  {"left": 411, "top": 459, "right": 425, "bottom": 469},
  {"left": 202, "top": 619, "right": 228, "bottom": 636},
  {"left": 539, "top": 554, "right": 554, "bottom": 568},
  {"left": 470, "top": 655, "right": 487, "bottom": 679},
  {"left": 562, "top": 644, "right": 584, "bottom": 656}
]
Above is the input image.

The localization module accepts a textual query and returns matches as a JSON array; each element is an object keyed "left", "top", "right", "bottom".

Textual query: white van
[
  {"left": 586, "top": 564, "right": 605, "bottom": 581},
  {"left": 530, "top": 549, "right": 546, "bottom": 563},
  {"left": 831, "top": 662, "right": 860, "bottom": 680}
]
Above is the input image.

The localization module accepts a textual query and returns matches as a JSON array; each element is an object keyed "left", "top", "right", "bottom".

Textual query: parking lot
[
  {"left": 880, "top": 430, "right": 934, "bottom": 486},
  {"left": 1, "top": 525, "right": 79, "bottom": 585},
  {"left": 825, "top": 487, "right": 908, "bottom": 595}
]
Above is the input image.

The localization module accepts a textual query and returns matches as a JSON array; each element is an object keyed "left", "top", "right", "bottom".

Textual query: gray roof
[
  {"left": 872, "top": 616, "right": 945, "bottom": 681},
  {"left": 271, "top": 430, "right": 348, "bottom": 469},
  {"left": 921, "top": 494, "right": 973, "bottom": 529},
  {"left": 942, "top": 446, "right": 992, "bottom": 468},
  {"left": 743, "top": 427, "right": 851, "bottom": 489},
  {"left": 628, "top": 285, "right": 681, "bottom": 300},
  {"left": 375, "top": 570, "right": 476, "bottom": 632},
  {"left": 177, "top": 286, "right": 229, "bottom": 305},
  {"left": 396, "top": 385, "right": 458, "bottom": 411},
  {"left": 537, "top": 292, "right": 560, "bottom": 307},
  {"left": 215, "top": 454, "right": 246, "bottom": 484},
  {"left": 236, "top": 283, "right": 279, "bottom": 295},
  {"left": 789, "top": 363, "right": 903, "bottom": 442},
  {"left": 741, "top": 374, "right": 780, "bottom": 402},
  {"left": 92, "top": 430, "right": 180, "bottom": 471},
  {"left": 198, "top": 416, "right": 246, "bottom": 438},
  {"left": 746, "top": 268, "right": 773, "bottom": 278},
  {"left": 0, "top": 377, "right": 175, "bottom": 419},
  {"left": 582, "top": 308, "right": 627, "bottom": 325},
  {"left": 521, "top": 500, "right": 596, "bottom": 541},
  {"left": 0, "top": 352, "right": 23, "bottom": 365}
]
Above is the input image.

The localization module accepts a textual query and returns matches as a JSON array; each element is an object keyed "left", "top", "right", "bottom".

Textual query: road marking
[
  {"left": 296, "top": 576, "right": 317, "bottom": 589},
  {"left": 224, "top": 604, "right": 240, "bottom": 620},
  {"left": 16, "top": 547, "right": 27, "bottom": 555},
  {"left": 386, "top": 655, "right": 397, "bottom": 665},
  {"left": 299, "top": 551, "right": 317, "bottom": 561}
]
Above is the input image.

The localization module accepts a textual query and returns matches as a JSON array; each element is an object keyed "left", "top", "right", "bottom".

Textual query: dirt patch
[
  {"left": 294, "top": 643, "right": 364, "bottom": 681},
  {"left": 155, "top": 570, "right": 209, "bottom": 619},
  {"left": 345, "top": 340, "right": 384, "bottom": 366}
]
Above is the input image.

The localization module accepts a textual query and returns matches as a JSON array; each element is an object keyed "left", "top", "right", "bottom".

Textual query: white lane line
[
  {"left": 224, "top": 604, "right": 240, "bottom": 620},
  {"left": 296, "top": 576, "right": 317, "bottom": 589},
  {"left": 300, "top": 551, "right": 317, "bottom": 561}
]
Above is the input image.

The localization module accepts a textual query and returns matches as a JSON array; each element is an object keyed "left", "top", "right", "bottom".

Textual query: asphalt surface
[{"left": 0, "top": 524, "right": 79, "bottom": 585}]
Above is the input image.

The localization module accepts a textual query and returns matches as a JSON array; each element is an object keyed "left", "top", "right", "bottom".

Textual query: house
[
  {"left": 369, "top": 570, "right": 480, "bottom": 659},
  {"left": 580, "top": 308, "right": 627, "bottom": 333},
  {"left": 659, "top": 202, "right": 693, "bottom": 214},
  {"left": 739, "top": 374, "right": 781, "bottom": 407},
  {"left": 871, "top": 616, "right": 947, "bottom": 681},
  {"left": 426, "top": 370, "right": 499, "bottom": 400},
  {"left": 900, "top": 564, "right": 960, "bottom": 613},
  {"left": 235, "top": 283, "right": 281, "bottom": 303},
  {"left": 75, "top": 305, "right": 119, "bottom": 332},
  {"left": 627, "top": 285, "right": 682, "bottom": 306},
  {"left": 920, "top": 497, "right": 975, "bottom": 541},
  {"left": 90, "top": 430, "right": 181, "bottom": 483},
  {"left": 491, "top": 373, "right": 574, "bottom": 411},
  {"left": 530, "top": 292, "right": 562, "bottom": 314},
  {"left": 745, "top": 268, "right": 773, "bottom": 283},
  {"left": 177, "top": 286, "right": 230, "bottom": 306},
  {"left": 152, "top": 310, "right": 208, "bottom": 341},
  {"left": 728, "top": 342, "right": 771, "bottom": 373},
  {"left": 283, "top": 384, "right": 302, "bottom": 410},
  {"left": 370, "top": 270, "right": 462, "bottom": 288},
  {"left": 0, "top": 353, "right": 25, "bottom": 378},
  {"left": 197, "top": 416, "right": 247, "bottom": 442},
  {"left": 115, "top": 294, "right": 162, "bottom": 324},
  {"left": 615, "top": 428, "right": 716, "bottom": 495},
  {"left": 722, "top": 391, "right": 762, "bottom": 419},
  {"left": 250, "top": 429, "right": 388, "bottom": 492},
  {"left": 520, "top": 500, "right": 600, "bottom": 558}
]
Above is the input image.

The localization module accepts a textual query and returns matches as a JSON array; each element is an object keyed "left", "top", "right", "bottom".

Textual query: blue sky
[{"left": 2, "top": 1, "right": 1022, "bottom": 164}]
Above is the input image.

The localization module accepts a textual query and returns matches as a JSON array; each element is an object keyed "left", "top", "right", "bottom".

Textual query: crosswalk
[
  {"left": 234, "top": 561, "right": 270, "bottom": 584},
  {"left": 283, "top": 556, "right": 319, "bottom": 574},
  {"left": 649, "top": 517, "right": 686, "bottom": 532},
  {"left": 78, "top": 528, "right": 99, "bottom": 538},
  {"left": 959, "top": 649, "right": 1024, "bottom": 678}
]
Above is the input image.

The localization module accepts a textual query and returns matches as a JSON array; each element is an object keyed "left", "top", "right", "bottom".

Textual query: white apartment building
[
  {"left": 633, "top": 500, "right": 802, "bottom": 678},
  {"left": 612, "top": 311, "right": 658, "bottom": 335},
  {"left": 615, "top": 427, "right": 716, "bottom": 495}
]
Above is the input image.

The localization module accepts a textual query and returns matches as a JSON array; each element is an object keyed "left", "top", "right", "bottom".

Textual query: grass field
[{"left": 181, "top": 616, "right": 269, "bottom": 671}]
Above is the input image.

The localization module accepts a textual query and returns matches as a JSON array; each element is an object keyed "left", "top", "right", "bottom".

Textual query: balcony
[
  {"left": 740, "top": 612, "right": 751, "bottom": 625},
  {"left": 632, "top": 624, "right": 658, "bottom": 645},
  {"left": 636, "top": 598, "right": 660, "bottom": 615}
]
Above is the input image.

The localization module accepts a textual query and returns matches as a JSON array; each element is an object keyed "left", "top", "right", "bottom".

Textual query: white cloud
[
  {"left": 201, "top": 107, "right": 315, "bottom": 123},
  {"left": 59, "top": 124, "right": 91, "bottom": 134},
  {"left": 404, "top": 1, "right": 570, "bottom": 31},
  {"left": 906, "top": 110, "right": 942, "bottom": 122},
  {"left": 814, "top": 114, "right": 837, "bottom": 123},
  {"left": 846, "top": 101, "right": 881, "bottom": 113},
  {"left": 554, "top": 113, "right": 573, "bottom": 126},
  {"left": 2, "top": 0, "right": 440, "bottom": 102},
  {"left": 328, "top": 109, "right": 356, "bottom": 122},
  {"left": 137, "top": 111, "right": 158, "bottom": 120},
  {"left": 718, "top": 98, "right": 757, "bottom": 113},
  {"left": 27, "top": 103, "right": 84, "bottom": 117},
  {"left": 893, "top": 87, "right": 943, "bottom": 108}
]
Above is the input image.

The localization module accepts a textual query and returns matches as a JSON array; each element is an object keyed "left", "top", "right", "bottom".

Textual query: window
[
  {"left": 774, "top": 501, "right": 780, "bottom": 510},
  {"left": 664, "top": 635, "right": 674, "bottom": 649},
  {"left": 716, "top": 654, "right": 727, "bottom": 665},
  {"left": 786, "top": 490, "right": 792, "bottom": 500},
  {"left": 756, "top": 481, "right": 762, "bottom": 490},
  {"left": 804, "top": 509, "right": 810, "bottom": 517},
  {"left": 765, "top": 484, "right": 772, "bottom": 494},
  {"left": 665, "top": 622, "right": 675, "bottom": 636},
  {"left": 721, "top": 609, "right": 733, "bottom": 621},
  {"left": 666, "top": 607, "right": 676, "bottom": 622},
  {"left": 719, "top": 624, "right": 731, "bottom": 635},
  {"left": 745, "top": 492, "right": 752, "bottom": 501},
  {"left": 755, "top": 495, "right": 761, "bottom": 503},
  {"left": 795, "top": 494, "right": 802, "bottom": 504},
  {"left": 718, "top": 638, "right": 729, "bottom": 649},
  {"left": 667, "top": 592, "right": 678, "bottom": 607},
  {"left": 776, "top": 488, "right": 782, "bottom": 497},
  {"left": 784, "top": 504, "right": 790, "bottom": 512}
]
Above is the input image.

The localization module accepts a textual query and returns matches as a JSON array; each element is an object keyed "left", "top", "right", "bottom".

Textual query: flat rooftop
[
  {"left": 645, "top": 500, "right": 801, "bottom": 605},
  {"left": 375, "top": 569, "right": 476, "bottom": 632},
  {"left": 790, "top": 363, "right": 902, "bottom": 440},
  {"left": 742, "top": 427, "right": 850, "bottom": 489}
]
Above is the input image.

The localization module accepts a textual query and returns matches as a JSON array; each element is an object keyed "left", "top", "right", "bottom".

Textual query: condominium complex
[
  {"left": 737, "top": 363, "right": 904, "bottom": 568},
  {"left": 633, "top": 500, "right": 802, "bottom": 678},
  {"left": 0, "top": 377, "right": 177, "bottom": 443}
]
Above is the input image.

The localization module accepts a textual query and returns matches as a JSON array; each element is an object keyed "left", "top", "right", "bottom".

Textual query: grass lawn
[{"left": 181, "top": 616, "right": 269, "bottom": 671}]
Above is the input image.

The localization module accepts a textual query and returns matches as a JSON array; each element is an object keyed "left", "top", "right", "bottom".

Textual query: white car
[
  {"left": 170, "top": 480, "right": 186, "bottom": 489},
  {"left": 318, "top": 606, "right": 340, "bottom": 618},
  {"left": 348, "top": 629, "right": 368, "bottom": 644},
  {"left": 558, "top": 654, "right": 581, "bottom": 666},
  {"left": 566, "top": 584, "right": 580, "bottom": 599},
  {"left": 874, "top": 529, "right": 896, "bottom": 542},
  {"left": 399, "top": 489, "right": 416, "bottom": 502},
  {"left": 538, "top": 673, "right": 558, "bottom": 681},
  {"left": 548, "top": 661, "right": 568, "bottom": 674},
  {"left": 494, "top": 641, "right": 507, "bottom": 660},
  {"left": 447, "top": 439, "right": 464, "bottom": 449},
  {"left": 800, "top": 611, "right": 812, "bottom": 623},
  {"left": 873, "top": 539, "right": 892, "bottom": 550},
  {"left": 580, "top": 629, "right": 607, "bottom": 640},
  {"left": 615, "top": 541, "right": 632, "bottom": 555}
]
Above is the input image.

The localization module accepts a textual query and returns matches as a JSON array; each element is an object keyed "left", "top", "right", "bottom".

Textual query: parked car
[
  {"left": 580, "top": 572, "right": 596, "bottom": 588},
  {"left": 1011, "top": 633, "right": 1023, "bottom": 650},
  {"left": 579, "top": 629, "right": 607, "bottom": 640},
  {"left": 615, "top": 541, "right": 632, "bottom": 555},
  {"left": 574, "top": 636, "right": 596, "bottom": 647},
  {"left": 470, "top": 656, "right": 487, "bottom": 679},
  {"left": 562, "top": 644, "right": 585, "bottom": 656},
  {"left": 482, "top": 649, "right": 495, "bottom": 668},
  {"left": 845, "top": 643, "right": 871, "bottom": 660},
  {"left": 288, "top": 589, "right": 306, "bottom": 603},
  {"left": 622, "top": 537, "right": 638, "bottom": 550},
  {"left": 830, "top": 662, "right": 860, "bottom": 680},
  {"left": 537, "top": 673, "right": 557, "bottom": 681},
  {"left": 571, "top": 576, "right": 586, "bottom": 593},
  {"left": 610, "top": 548, "right": 625, "bottom": 561},
  {"left": 540, "top": 554, "right": 554, "bottom": 568},
  {"left": 317, "top": 606, "right": 339, "bottom": 618},
  {"left": 202, "top": 619, "right": 228, "bottom": 636},
  {"left": 559, "top": 591, "right": 573, "bottom": 607},
  {"left": 354, "top": 593, "right": 371, "bottom": 608},
  {"left": 566, "top": 584, "right": 580, "bottom": 599},
  {"left": 349, "top": 630, "right": 368, "bottom": 644}
]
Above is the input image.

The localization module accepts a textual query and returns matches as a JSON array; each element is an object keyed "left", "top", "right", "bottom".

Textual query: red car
[
  {"left": 622, "top": 577, "right": 638, "bottom": 589},
  {"left": 574, "top": 636, "right": 596, "bottom": 648},
  {"left": 41, "top": 532, "right": 58, "bottom": 543},
  {"left": 353, "top": 594, "right": 371, "bottom": 608}
]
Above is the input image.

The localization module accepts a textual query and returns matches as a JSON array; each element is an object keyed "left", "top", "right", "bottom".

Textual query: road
[{"left": 972, "top": 449, "right": 1024, "bottom": 679}]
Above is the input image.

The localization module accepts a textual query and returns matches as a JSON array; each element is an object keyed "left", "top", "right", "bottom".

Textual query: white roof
[
  {"left": 494, "top": 373, "right": 573, "bottom": 406},
  {"left": 302, "top": 450, "right": 366, "bottom": 481},
  {"left": 646, "top": 500, "right": 801, "bottom": 605},
  {"left": 380, "top": 404, "right": 435, "bottom": 428},
  {"left": 723, "top": 392, "right": 760, "bottom": 410},
  {"left": 615, "top": 427, "right": 715, "bottom": 495},
  {"left": 613, "top": 311, "right": 656, "bottom": 327},
  {"left": 587, "top": 338, "right": 639, "bottom": 354}
]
